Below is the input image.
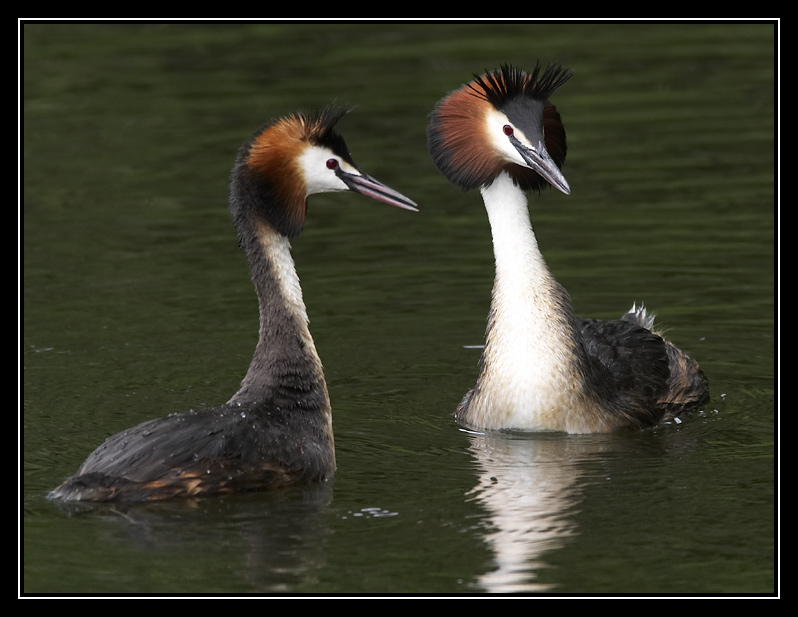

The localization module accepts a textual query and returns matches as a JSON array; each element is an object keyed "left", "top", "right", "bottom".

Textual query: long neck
[
  {"left": 228, "top": 219, "right": 330, "bottom": 415},
  {"left": 468, "top": 172, "right": 587, "bottom": 430}
]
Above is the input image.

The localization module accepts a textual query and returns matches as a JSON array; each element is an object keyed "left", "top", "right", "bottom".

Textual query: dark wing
[
  {"left": 51, "top": 402, "right": 335, "bottom": 502},
  {"left": 577, "top": 317, "right": 671, "bottom": 428}
]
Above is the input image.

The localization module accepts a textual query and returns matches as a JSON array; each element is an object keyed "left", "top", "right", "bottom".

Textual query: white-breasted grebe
[
  {"left": 49, "top": 106, "right": 417, "bottom": 502},
  {"left": 427, "top": 63, "right": 708, "bottom": 433}
]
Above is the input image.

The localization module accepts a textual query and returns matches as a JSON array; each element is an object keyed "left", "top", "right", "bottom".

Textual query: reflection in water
[
  {"left": 24, "top": 23, "right": 774, "bottom": 594},
  {"left": 49, "top": 482, "right": 334, "bottom": 593},
  {"left": 464, "top": 430, "right": 602, "bottom": 592}
]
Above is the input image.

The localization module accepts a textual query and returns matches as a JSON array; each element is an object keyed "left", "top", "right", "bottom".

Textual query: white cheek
[
  {"left": 485, "top": 109, "right": 530, "bottom": 166},
  {"left": 299, "top": 146, "right": 350, "bottom": 196}
]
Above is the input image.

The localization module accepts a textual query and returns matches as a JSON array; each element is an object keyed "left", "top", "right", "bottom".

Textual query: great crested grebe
[
  {"left": 427, "top": 63, "right": 708, "bottom": 434},
  {"left": 49, "top": 106, "right": 417, "bottom": 502}
]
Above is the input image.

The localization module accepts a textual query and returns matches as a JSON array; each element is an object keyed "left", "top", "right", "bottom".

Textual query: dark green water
[{"left": 22, "top": 22, "right": 776, "bottom": 595}]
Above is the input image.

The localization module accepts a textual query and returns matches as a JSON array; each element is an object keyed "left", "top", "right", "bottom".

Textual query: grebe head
[
  {"left": 232, "top": 106, "right": 417, "bottom": 238},
  {"left": 427, "top": 63, "right": 573, "bottom": 194}
]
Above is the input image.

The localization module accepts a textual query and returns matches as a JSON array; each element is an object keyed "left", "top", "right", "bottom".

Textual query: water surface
[{"left": 22, "top": 22, "right": 776, "bottom": 595}]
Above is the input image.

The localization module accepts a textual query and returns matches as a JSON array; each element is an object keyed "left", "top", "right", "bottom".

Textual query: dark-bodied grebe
[
  {"left": 49, "top": 107, "right": 417, "bottom": 502},
  {"left": 427, "top": 64, "right": 708, "bottom": 433}
]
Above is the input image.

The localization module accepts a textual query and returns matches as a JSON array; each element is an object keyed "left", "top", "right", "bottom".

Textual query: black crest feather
[
  {"left": 230, "top": 106, "right": 354, "bottom": 239},
  {"left": 427, "top": 62, "right": 572, "bottom": 192},
  {"left": 469, "top": 63, "right": 573, "bottom": 109}
]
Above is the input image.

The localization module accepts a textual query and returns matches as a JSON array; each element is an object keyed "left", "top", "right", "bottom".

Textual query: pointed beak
[
  {"left": 339, "top": 171, "right": 419, "bottom": 212},
  {"left": 512, "top": 138, "right": 571, "bottom": 195}
]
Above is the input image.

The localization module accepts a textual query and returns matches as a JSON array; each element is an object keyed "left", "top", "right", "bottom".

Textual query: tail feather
[
  {"left": 621, "top": 302, "right": 656, "bottom": 331},
  {"left": 621, "top": 302, "right": 710, "bottom": 417}
]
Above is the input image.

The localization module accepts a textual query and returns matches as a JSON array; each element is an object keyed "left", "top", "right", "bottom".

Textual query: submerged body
[
  {"left": 428, "top": 64, "right": 708, "bottom": 434},
  {"left": 49, "top": 107, "right": 417, "bottom": 502}
]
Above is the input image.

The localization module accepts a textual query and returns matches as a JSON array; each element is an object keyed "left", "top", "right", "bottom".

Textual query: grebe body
[
  {"left": 427, "top": 64, "right": 708, "bottom": 434},
  {"left": 49, "top": 107, "right": 417, "bottom": 502}
]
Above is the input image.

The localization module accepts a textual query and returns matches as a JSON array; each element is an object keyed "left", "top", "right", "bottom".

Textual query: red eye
[
  {"left": 503, "top": 125, "right": 514, "bottom": 136},
  {"left": 326, "top": 158, "right": 339, "bottom": 170}
]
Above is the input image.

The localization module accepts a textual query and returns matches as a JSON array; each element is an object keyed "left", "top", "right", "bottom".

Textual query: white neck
[
  {"left": 466, "top": 172, "right": 589, "bottom": 431},
  {"left": 260, "top": 231, "right": 311, "bottom": 333},
  {"left": 229, "top": 223, "right": 329, "bottom": 412}
]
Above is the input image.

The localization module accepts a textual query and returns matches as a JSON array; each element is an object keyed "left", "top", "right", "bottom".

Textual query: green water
[{"left": 22, "top": 22, "right": 776, "bottom": 595}]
